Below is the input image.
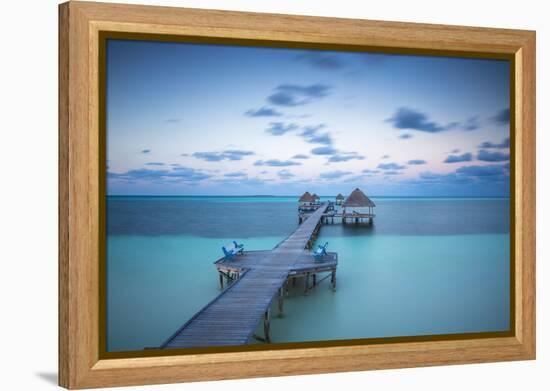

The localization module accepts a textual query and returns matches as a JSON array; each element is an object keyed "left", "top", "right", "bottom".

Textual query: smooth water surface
[{"left": 106, "top": 196, "right": 510, "bottom": 352}]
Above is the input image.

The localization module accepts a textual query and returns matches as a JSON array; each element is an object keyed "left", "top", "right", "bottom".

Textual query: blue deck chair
[
  {"left": 232, "top": 241, "right": 245, "bottom": 254},
  {"left": 222, "top": 246, "right": 237, "bottom": 260},
  {"left": 222, "top": 241, "right": 245, "bottom": 260},
  {"left": 313, "top": 242, "right": 329, "bottom": 262}
]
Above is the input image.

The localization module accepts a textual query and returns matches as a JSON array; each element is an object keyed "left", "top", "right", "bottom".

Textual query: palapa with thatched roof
[
  {"left": 298, "top": 191, "right": 321, "bottom": 215},
  {"left": 342, "top": 188, "right": 375, "bottom": 224},
  {"left": 298, "top": 191, "right": 315, "bottom": 205},
  {"left": 335, "top": 193, "right": 345, "bottom": 205},
  {"left": 311, "top": 193, "right": 320, "bottom": 204},
  {"left": 343, "top": 188, "right": 375, "bottom": 208}
]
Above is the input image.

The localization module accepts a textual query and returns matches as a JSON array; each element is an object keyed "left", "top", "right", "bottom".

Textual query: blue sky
[{"left": 106, "top": 39, "right": 510, "bottom": 196}]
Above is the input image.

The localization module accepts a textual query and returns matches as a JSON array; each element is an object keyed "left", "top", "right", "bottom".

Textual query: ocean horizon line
[{"left": 107, "top": 194, "right": 510, "bottom": 199}]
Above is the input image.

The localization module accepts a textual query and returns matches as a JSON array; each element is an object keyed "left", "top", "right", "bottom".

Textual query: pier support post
[
  {"left": 278, "top": 288, "right": 284, "bottom": 317},
  {"left": 219, "top": 272, "right": 224, "bottom": 290},
  {"left": 285, "top": 280, "right": 290, "bottom": 297},
  {"left": 263, "top": 309, "right": 271, "bottom": 343},
  {"left": 312, "top": 273, "right": 317, "bottom": 286},
  {"left": 304, "top": 273, "right": 310, "bottom": 295},
  {"left": 331, "top": 269, "right": 336, "bottom": 291}
]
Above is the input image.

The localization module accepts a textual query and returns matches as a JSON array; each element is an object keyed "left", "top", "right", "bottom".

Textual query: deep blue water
[{"left": 106, "top": 196, "right": 510, "bottom": 352}]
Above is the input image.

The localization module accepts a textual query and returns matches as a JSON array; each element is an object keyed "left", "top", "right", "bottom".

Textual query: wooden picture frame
[{"left": 59, "top": 1, "right": 536, "bottom": 388}]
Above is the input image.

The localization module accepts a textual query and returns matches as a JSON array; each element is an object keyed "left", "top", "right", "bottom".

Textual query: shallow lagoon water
[{"left": 106, "top": 196, "right": 510, "bottom": 352}]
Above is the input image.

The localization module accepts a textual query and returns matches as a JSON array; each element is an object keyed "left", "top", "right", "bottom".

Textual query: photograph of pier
[{"left": 105, "top": 39, "right": 511, "bottom": 352}]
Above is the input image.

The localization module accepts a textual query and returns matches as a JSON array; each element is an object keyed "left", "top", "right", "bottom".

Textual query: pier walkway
[{"left": 161, "top": 203, "right": 337, "bottom": 349}]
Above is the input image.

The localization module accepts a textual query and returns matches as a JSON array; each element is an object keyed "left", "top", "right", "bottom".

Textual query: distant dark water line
[{"left": 107, "top": 199, "right": 510, "bottom": 238}]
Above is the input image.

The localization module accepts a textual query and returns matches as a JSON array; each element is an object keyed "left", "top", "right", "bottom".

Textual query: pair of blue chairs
[{"left": 222, "top": 241, "right": 244, "bottom": 260}]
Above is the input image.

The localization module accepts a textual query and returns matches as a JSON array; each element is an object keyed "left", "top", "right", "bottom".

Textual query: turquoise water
[{"left": 106, "top": 196, "right": 510, "bottom": 352}]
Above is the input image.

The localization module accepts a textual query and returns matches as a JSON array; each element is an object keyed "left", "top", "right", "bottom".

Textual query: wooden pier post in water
[
  {"left": 263, "top": 308, "right": 271, "bottom": 343},
  {"left": 278, "top": 287, "right": 284, "bottom": 316}
]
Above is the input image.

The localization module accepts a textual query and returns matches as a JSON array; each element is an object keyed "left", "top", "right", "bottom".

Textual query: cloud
[
  {"left": 462, "top": 116, "right": 480, "bottom": 131},
  {"left": 387, "top": 107, "right": 448, "bottom": 133},
  {"left": 319, "top": 170, "right": 352, "bottom": 179},
  {"left": 277, "top": 169, "right": 295, "bottom": 179},
  {"left": 141, "top": 149, "right": 151, "bottom": 154},
  {"left": 165, "top": 118, "right": 182, "bottom": 123},
  {"left": 192, "top": 152, "right": 225, "bottom": 162},
  {"left": 378, "top": 162, "right": 406, "bottom": 170},
  {"left": 362, "top": 169, "right": 380, "bottom": 174},
  {"left": 479, "top": 137, "right": 510, "bottom": 149},
  {"left": 145, "top": 162, "right": 164, "bottom": 166},
  {"left": 267, "top": 84, "right": 331, "bottom": 107},
  {"left": 384, "top": 171, "right": 402, "bottom": 176},
  {"left": 455, "top": 164, "right": 508, "bottom": 178},
  {"left": 492, "top": 108, "right": 510, "bottom": 125},
  {"left": 418, "top": 171, "right": 452, "bottom": 181},
  {"left": 416, "top": 163, "right": 509, "bottom": 187},
  {"left": 108, "top": 167, "right": 211, "bottom": 183},
  {"left": 407, "top": 159, "right": 426, "bottom": 165},
  {"left": 295, "top": 52, "right": 345, "bottom": 70},
  {"left": 265, "top": 122, "right": 298, "bottom": 135},
  {"left": 300, "top": 131, "right": 365, "bottom": 164},
  {"left": 451, "top": 149, "right": 460, "bottom": 154},
  {"left": 444, "top": 153, "right": 472, "bottom": 163},
  {"left": 477, "top": 149, "right": 510, "bottom": 162},
  {"left": 224, "top": 150, "right": 254, "bottom": 160},
  {"left": 399, "top": 133, "right": 413, "bottom": 139},
  {"left": 192, "top": 150, "right": 254, "bottom": 162},
  {"left": 343, "top": 175, "right": 366, "bottom": 183},
  {"left": 212, "top": 176, "right": 271, "bottom": 186},
  {"left": 245, "top": 106, "right": 283, "bottom": 117},
  {"left": 381, "top": 155, "right": 390, "bottom": 159},
  {"left": 299, "top": 124, "right": 333, "bottom": 145},
  {"left": 445, "top": 121, "right": 461, "bottom": 130},
  {"left": 311, "top": 146, "right": 338, "bottom": 155},
  {"left": 292, "top": 154, "right": 309, "bottom": 159},
  {"left": 224, "top": 171, "right": 247, "bottom": 177},
  {"left": 254, "top": 159, "right": 301, "bottom": 167},
  {"left": 327, "top": 152, "right": 365, "bottom": 163}
]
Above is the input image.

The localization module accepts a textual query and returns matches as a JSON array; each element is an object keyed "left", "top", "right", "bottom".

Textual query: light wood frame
[{"left": 59, "top": 1, "right": 536, "bottom": 389}]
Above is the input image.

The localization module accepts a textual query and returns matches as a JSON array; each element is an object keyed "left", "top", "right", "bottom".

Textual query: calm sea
[{"left": 106, "top": 196, "right": 510, "bottom": 352}]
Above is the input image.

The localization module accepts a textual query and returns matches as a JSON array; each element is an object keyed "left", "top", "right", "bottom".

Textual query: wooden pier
[
  {"left": 321, "top": 211, "right": 375, "bottom": 225},
  {"left": 160, "top": 204, "right": 337, "bottom": 349}
]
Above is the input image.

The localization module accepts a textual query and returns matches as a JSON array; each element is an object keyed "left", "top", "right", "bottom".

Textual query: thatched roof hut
[
  {"left": 298, "top": 191, "right": 315, "bottom": 203},
  {"left": 335, "top": 193, "right": 345, "bottom": 200},
  {"left": 343, "top": 188, "right": 375, "bottom": 208},
  {"left": 311, "top": 193, "right": 320, "bottom": 201}
]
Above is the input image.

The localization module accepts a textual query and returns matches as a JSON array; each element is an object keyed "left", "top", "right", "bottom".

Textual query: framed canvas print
[{"left": 59, "top": 1, "right": 536, "bottom": 389}]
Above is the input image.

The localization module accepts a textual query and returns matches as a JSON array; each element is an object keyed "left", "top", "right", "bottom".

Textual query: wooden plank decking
[{"left": 161, "top": 204, "right": 336, "bottom": 349}]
